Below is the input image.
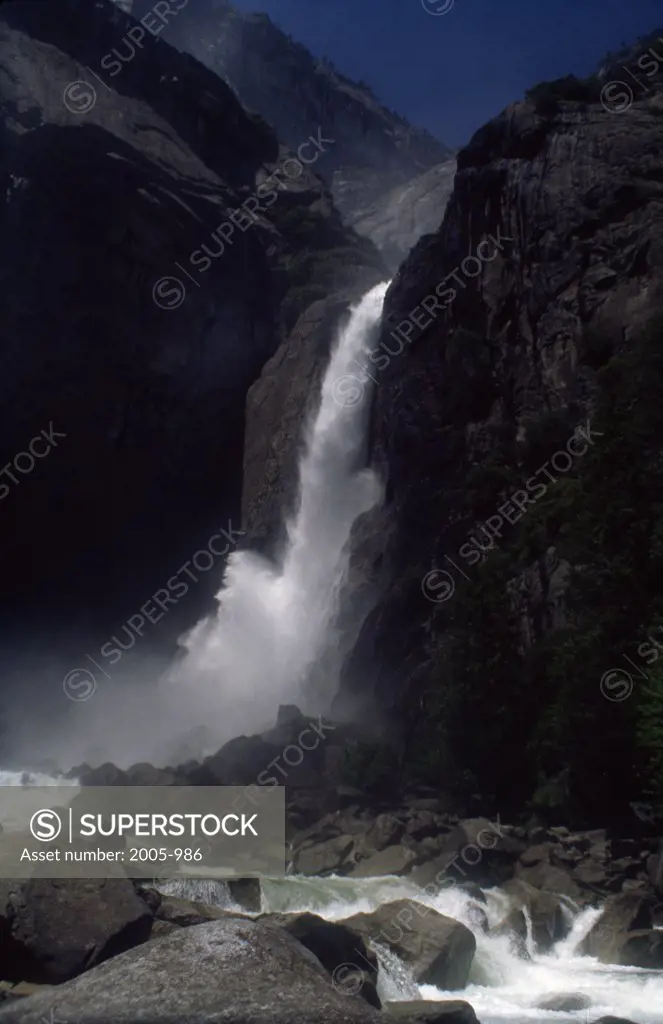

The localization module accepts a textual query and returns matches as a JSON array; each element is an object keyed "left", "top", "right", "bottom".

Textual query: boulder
[
  {"left": 343, "top": 900, "right": 475, "bottom": 990},
  {"left": 515, "top": 860, "right": 585, "bottom": 901},
  {"left": 617, "top": 929, "right": 663, "bottom": 969},
  {"left": 501, "top": 879, "right": 568, "bottom": 952},
  {"left": 331, "top": 969, "right": 381, "bottom": 1009},
  {"left": 260, "top": 912, "right": 379, "bottom": 1007},
  {"left": 647, "top": 839, "right": 663, "bottom": 895},
  {"left": 580, "top": 892, "right": 661, "bottom": 964},
  {"left": 590, "top": 1019, "right": 638, "bottom": 1024},
  {"left": 537, "top": 993, "right": 592, "bottom": 1011},
  {"left": 227, "top": 878, "right": 262, "bottom": 913},
  {"left": 350, "top": 845, "right": 418, "bottom": 878},
  {"left": 153, "top": 895, "right": 233, "bottom": 928},
  {"left": 519, "top": 842, "right": 554, "bottom": 867},
  {"left": 410, "top": 819, "right": 522, "bottom": 890},
  {"left": 357, "top": 813, "right": 407, "bottom": 855},
  {"left": 0, "top": 918, "right": 383, "bottom": 1024},
  {"left": 261, "top": 912, "right": 377, "bottom": 984},
  {"left": 294, "top": 835, "right": 355, "bottom": 876},
  {"left": 0, "top": 878, "right": 153, "bottom": 983},
  {"left": 572, "top": 858, "right": 612, "bottom": 890},
  {"left": 404, "top": 811, "right": 451, "bottom": 843},
  {"left": 384, "top": 1000, "right": 479, "bottom": 1023}
]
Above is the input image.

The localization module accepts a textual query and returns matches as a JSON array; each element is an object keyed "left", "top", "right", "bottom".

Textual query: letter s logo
[{"left": 30, "top": 809, "right": 62, "bottom": 842}]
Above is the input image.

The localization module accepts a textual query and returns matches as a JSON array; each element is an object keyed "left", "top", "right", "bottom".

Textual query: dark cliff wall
[
  {"left": 339, "top": 66, "right": 663, "bottom": 819},
  {"left": 0, "top": 0, "right": 383, "bottom": 667},
  {"left": 241, "top": 48, "right": 663, "bottom": 819}
]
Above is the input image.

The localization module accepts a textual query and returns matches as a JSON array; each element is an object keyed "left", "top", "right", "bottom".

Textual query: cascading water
[
  {"left": 202, "top": 875, "right": 662, "bottom": 1024},
  {"left": 150, "top": 282, "right": 390, "bottom": 756},
  {"left": 152, "top": 872, "right": 663, "bottom": 1022}
]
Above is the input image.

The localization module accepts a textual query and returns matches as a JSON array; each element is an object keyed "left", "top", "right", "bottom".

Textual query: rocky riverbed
[{"left": 1, "top": 707, "right": 662, "bottom": 1023}]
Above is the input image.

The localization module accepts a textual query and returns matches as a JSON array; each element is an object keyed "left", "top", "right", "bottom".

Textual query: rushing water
[
  {"left": 148, "top": 281, "right": 389, "bottom": 757},
  {"left": 156, "top": 873, "right": 662, "bottom": 1024}
]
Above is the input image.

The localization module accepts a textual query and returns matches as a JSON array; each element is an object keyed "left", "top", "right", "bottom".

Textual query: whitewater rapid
[{"left": 159, "top": 874, "right": 663, "bottom": 1024}]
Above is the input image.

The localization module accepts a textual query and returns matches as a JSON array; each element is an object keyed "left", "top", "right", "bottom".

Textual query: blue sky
[{"left": 230, "top": 0, "right": 662, "bottom": 147}]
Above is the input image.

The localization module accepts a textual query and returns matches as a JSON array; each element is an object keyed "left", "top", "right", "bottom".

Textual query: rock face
[
  {"left": 235, "top": 44, "right": 663, "bottom": 818},
  {"left": 343, "top": 900, "right": 476, "bottom": 991},
  {"left": 133, "top": 0, "right": 452, "bottom": 229},
  {"left": 0, "top": 0, "right": 383, "bottom": 688},
  {"left": 0, "top": 878, "right": 153, "bottom": 983},
  {"left": 335, "top": 69, "right": 663, "bottom": 816},
  {"left": 351, "top": 160, "right": 457, "bottom": 272},
  {"left": 0, "top": 918, "right": 384, "bottom": 1024}
]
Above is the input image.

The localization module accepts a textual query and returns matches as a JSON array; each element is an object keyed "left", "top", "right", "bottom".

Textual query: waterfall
[{"left": 152, "top": 282, "right": 390, "bottom": 756}]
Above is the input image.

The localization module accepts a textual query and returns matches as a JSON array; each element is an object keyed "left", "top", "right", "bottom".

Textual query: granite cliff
[
  {"left": 128, "top": 0, "right": 455, "bottom": 268},
  {"left": 0, "top": 0, "right": 384, "bottom": 664},
  {"left": 243, "top": 42, "right": 663, "bottom": 819}
]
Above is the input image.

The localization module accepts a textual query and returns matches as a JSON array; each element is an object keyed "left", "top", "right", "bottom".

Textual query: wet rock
[
  {"left": 294, "top": 835, "right": 355, "bottom": 876},
  {"left": 364, "top": 813, "right": 407, "bottom": 852},
  {"left": 227, "top": 878, "right": 262, "bottom": 913},
  {"left": 580, "top": 891, "right": 662, "bottom": 963},
  {"left": 339, "top": 970, "right": 381, "bottom": 1009},
  {"left": 617, "top": 929, "right": 663, "bottom": 969},
  {"left": 384, "top": 999, "right": 479, "bottom": 1023},
  {"left": 519, "top": 842, "right": 554, "bottom": 867},
  {"left": 260, "top": 912, "right": 378, "bottom": 1007},
  {"left": 0, "top": 878, "right": 153, "bottom": 984},
  {"left": 350, "top": 845, "right": 418, "bottom": 878},
  {"left": 343, "top": 900, "right": 476, "bottom": 990},
  {"left": 501, "top": 879, "right": 568, "bottom": 951},
  {"left": 515, "top": 860, "right": 585, "bottom": 902},
  {"left": 404, "top": 811, "right": 452, "bottom": 843},
  {"left": 456, "top": 882, "right": 487, "bottom": 904},
  {"left": 647, "top": 839, "right": 663, "bottom": 895},
  {"left": 537, "top": 993, "right": 592, "bottom": 1011},
  {"left": 153, "top": 895, "right": 234, "bottom": 928},
  {"left": 409, "top": 819, "right": 521, "bottom": 891},
  {"left": 0, "top": 918, "right": 383, "bottom": 1024},
  {"left": 590, "top": 1019, "right": 639, "bottom": 1024},
  {"left": 572, "top": 857, "right": 612, "bottom": 889}
]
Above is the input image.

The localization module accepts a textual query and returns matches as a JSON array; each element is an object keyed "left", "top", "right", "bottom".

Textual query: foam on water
[
  {"left": 255, "top": 874, "right": 663, "bottom": 1023},
  {"left": 0, "top": 770, "right": 78, "bottom": 786}
]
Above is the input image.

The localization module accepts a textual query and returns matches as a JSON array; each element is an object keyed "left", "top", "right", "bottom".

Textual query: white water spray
[{"left": 154, "top": 282, "right": 390, "bottom": 754}]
